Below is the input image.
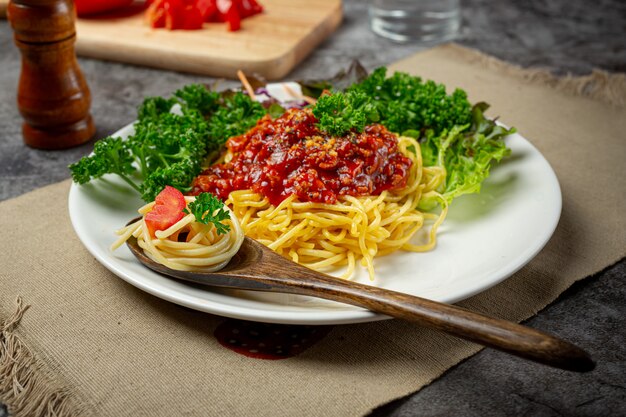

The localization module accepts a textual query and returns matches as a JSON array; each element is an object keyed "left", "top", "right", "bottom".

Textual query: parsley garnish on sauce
[{"left": 310, "top": 67, "right": 514, "bottom": 208}]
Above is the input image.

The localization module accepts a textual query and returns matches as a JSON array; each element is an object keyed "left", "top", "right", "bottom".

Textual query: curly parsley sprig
[
  {"left": 69, "top": 84, "right": 265, "bottom": 202},
  {"left": 312, "top": 67, "right": 472, "bottom": 138},
  {"left": 184, "top": 193, "right": 231, "bottom": 235}
]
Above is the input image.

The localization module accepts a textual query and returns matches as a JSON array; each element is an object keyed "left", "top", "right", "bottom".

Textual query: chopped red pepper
[
  {"left": 182, "top": 4, "right": 205, "bottom": 29},
  {"left": 145, "top": 0, "right": 263, "bottom": 31},
  {"left": 225, "top": 2, "right": 241, "bottom": 31},
  {"left": 238, "top": 0, "right": 263, "bottom": 18},
  {"left": 146, "top": 0, "right": 167, "bottom": 28},
  {"left": 196, "top": 0, "right": 218, "bottom": 21},
  {"left": 164, "top": 0, "right": 184, "bottom": 30}
]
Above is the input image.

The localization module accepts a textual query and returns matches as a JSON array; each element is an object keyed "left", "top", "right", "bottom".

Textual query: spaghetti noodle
[
  {"left": 192, "top": 108, "right": 448, "bottom": 280},
  {"left": 224, "top": 136, "right": 447, "bottom": 280},
  {"left": 112, "top": 196, "right": 244, "bottom": 272}
]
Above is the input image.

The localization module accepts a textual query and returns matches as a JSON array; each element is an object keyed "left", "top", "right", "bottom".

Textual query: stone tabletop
[{"left": 1, "top": 1, "right": 625, "bottom": 416}]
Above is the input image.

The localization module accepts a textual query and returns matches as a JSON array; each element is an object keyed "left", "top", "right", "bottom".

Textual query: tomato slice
[{"left": 145, "top": 186, "right": 187, "bottom": 237}]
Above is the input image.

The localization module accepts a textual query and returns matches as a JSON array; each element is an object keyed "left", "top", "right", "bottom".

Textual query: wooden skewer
[
  {"left": 282, "top": 83, "right": 317, "bottom": 105},
  {"left": 237, "top": 70, "right": 256, "bottom": 101}
]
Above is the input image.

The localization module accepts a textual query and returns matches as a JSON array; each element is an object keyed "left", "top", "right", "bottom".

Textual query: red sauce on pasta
[{"left": 191, "top": 108, "right": 412, "bottom": 205}]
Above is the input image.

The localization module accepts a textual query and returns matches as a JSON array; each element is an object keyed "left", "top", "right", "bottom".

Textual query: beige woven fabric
[{"left": 1, "top": 44, "right": 625, "bottom": 417}]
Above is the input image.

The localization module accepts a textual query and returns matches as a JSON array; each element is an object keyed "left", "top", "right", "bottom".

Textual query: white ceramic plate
[{"left": 68, "top": 123, "right": 561, "bottom": 325}]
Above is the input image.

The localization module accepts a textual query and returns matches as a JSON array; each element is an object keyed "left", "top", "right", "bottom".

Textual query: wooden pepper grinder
[{"left": 8, "top": 0, "right": 95, "bottom": 149}]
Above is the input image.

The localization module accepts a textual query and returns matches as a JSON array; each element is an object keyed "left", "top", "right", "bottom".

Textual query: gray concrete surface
[{"left": 1, "top": 0, "right": 625, "bottom": 415}]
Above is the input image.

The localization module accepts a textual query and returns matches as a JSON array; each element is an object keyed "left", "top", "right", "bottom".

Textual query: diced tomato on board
[
  {"left": 225, "top": 3, "right": 241, "bottom": 31},
  {"left": 146, "top": 0, "right": 167, "bottom": 28},
  {"left": 182, "top": 6, "right": 206, "bottom": 29},
  {"left": 164, "top": 0, "right": 185, "bottom": 29},
  {"left": 145, "top": 0, "right": 263, "bottom": 31},
  {"left": 196, "top": 0, "right": 219, "bottom": 21}
]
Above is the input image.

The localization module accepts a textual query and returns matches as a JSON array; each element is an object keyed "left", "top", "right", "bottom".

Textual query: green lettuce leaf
[{"left": 418, "top": 102, "right": 513, "bottom": 210}]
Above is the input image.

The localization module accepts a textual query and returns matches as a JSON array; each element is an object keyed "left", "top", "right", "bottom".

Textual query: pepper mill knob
[{"left": 8, "top": 0, "right": 95, "bottom": 149}]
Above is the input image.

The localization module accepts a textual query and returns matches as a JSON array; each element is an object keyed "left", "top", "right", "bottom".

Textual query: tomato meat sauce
[{"left": 191, "top": 108, "right": 413, "bottom": 206}]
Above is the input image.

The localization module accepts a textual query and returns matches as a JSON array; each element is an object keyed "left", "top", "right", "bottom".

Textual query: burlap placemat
[{"left": 1, "top": 44, "right": 625, "bottom": 417}]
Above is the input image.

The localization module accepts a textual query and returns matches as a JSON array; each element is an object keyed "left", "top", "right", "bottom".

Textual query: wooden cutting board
[{"left": 2, "top": 0, "right": 342, "bottom": 80}]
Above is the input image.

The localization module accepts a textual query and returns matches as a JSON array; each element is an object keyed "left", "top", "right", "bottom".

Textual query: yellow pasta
[
  {"left": 225, "top": 137, "right": 448, "bottom": 280},
  {"left": 112, "top": 196, "right": 244, "bottom": 272}
]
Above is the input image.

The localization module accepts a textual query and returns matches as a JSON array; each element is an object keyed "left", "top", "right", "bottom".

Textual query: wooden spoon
[{"left": 126, "top": 231, "right": 594, "bottom": 372}]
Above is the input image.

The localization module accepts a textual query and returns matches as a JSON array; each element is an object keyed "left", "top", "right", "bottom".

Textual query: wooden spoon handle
[
  {"left": 126, "top": 235, "right": 594, "bottom": 372},
  {"left": 259, "top": 272, "right": 595, "bottom": 372}
]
